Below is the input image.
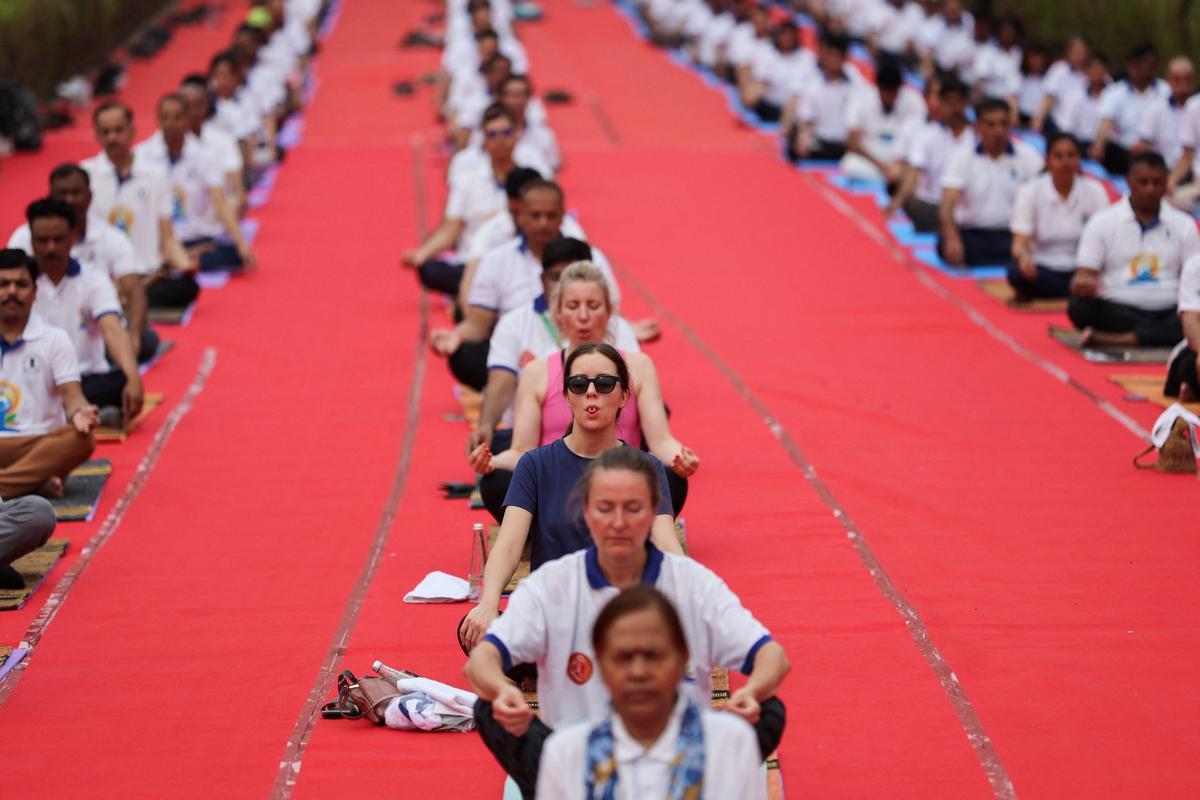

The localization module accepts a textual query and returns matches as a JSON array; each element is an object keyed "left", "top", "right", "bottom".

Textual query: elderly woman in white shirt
[
  {"left": 536, "top": 586, "right": 767, "bottom": 800},
  {"left": 1007, "top": 132, "right": 1111, "bottom": 299}
]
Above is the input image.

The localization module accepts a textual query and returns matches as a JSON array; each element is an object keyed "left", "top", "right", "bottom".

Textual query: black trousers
[
  {"left": 939, "top": 227, "right": 1011, "bottom": 266},
  {"left": 474, "top": 695, "right": 786, "bottom": 799},
  {"left": 109, "top": 326, "right": 160, "bottom": 365},
  {"left": 1101, "top": 141, "right": 1131, "bottom": 177},
  {"left": 1067, "top": 296, "right": 1183, "bottom": 347},
  {"left": 1166, "top": 346, "right": 1200, "bottom": 398},
  {"left": 81, "top": 370, "right": 127, "bottom": 409},
  {"left": 146, "top": 275, "right": 200, "bottom": 309},
  {"left": 450, "top": 341, "right": 489, "bottom": 392},
  {"left": 1005, "top": 262, "right": 1073, "bottom": 299},
  {"left": 752, "top": 98, "right": 782, "bottom": 123},
  {"left": 902, "top": 197, "right": 940, "bottom": 233},
  {"left": 419, "top": 258, "right": 464, "bottom": 296}
]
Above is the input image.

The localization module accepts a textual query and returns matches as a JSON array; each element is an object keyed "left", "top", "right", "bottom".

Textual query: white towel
[
  {"left": 403, "top": 571, "right": 470, "bottom": 603},
  {"left": 1151, "top": 404, "right": 1200, "bottom": 457}
]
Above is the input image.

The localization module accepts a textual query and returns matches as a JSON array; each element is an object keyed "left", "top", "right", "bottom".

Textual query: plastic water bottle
[
  {"left": 468, "top": 522, "right": 485, "bottom": 602},
  {"left": 372, "top": 661, "right": 417, "bottom": 681}
]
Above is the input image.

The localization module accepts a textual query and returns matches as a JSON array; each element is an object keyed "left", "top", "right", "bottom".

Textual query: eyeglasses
[
  {"left": 565, "top": 373, "right": 623, "bottom": 395},
  {"left": 484, "top": 127, "right": 515, "bottom": 139}
]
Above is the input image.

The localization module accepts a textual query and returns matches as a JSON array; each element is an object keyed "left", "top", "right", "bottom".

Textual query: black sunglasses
[{"left": 565, "top": 373, "right": 623, "bottom": 395}]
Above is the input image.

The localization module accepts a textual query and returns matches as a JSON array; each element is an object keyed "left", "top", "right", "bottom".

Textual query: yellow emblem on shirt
[
  {"left": 0, "top": 381, "right": 22, "bottom": 432},
  {"left": 1128, "top": 252, "right": 1160, "bottom": 284},
  {"left": 108, "top": 205, "right": 135, "bottom": 235}
]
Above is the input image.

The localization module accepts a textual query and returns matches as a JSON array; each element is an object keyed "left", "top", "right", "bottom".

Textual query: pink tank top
[{"left": 540, "top": 351, "right": 641, "bottom": 446}]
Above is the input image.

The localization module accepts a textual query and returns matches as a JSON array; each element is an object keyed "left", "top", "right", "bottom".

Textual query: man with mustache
[
  {"left": 0, "top": 249, "right": 97, "bottom": 503},
  {"left": 25, "top": 199, "right": 143, "bottom": 427}
]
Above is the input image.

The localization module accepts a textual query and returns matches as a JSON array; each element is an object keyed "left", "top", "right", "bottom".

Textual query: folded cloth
[
  {"left": 382, "top": 676, "right": 479, "bottom": 732},
  {"left": 1151, "top": 404, "right": 1200, "bottom": 456},
  {"left": 404, "top": 571, "right": 469, "bottom": 603}
]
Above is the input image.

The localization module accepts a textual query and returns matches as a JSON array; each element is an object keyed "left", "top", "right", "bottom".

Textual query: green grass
[{"left": 995, "top": 0, "right": 1198, "bottom": 63}]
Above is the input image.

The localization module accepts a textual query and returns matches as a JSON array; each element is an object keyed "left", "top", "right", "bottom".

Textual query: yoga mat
[
  {"left": 96, "top": 392, "right": 166, "bottom": 442},
  {"left": 911, "top": 247, "right": 1008, "bottom": 279},
  {"left": 887, "top": 220, "right": 937, "bottom": 246},
  {"left": 978, "top": 279, "right": 1068, "bottom": 313},
  {"left": 51, "top": 459, "right": 112, "bottom": 522},
  {"left": 195, "top": 271, "right": 232, "bottom": 290},
  {"left": 486, "top": 524, "right": 530, "bottom": 594},
  {"left": 148, "top": 302, "right": 196, "bottom": 326},
  {"left": 1109, "top": 374, "right": 1200, "bottom": 413},
  {"left": 1049, "top": 326, "right": 1174, "bottom": 364},
  {"left": 0, "top": 539, "right": 69, "bottom": 611},
  {"left": 138, "top": 339, "right": 176, "bottom": 376}
]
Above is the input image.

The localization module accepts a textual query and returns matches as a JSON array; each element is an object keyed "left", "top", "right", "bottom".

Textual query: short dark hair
[
  {"left": 876, "top": 64, "right": 903, "bottom": 90},
  {"left": 475, "top": 28, "right": 498, "bottom": 42},
  {"left": 209, "top": 50, "right": 238, "bottom": 75},
  {"left": 480, "top": 53, "right": 512, "bottom": 74},
  {"left": 1128, "top": 42, "right": 1157, "bottom": 62},
  {"left": 49, "top": 163, "right": 89, "bottom": 188},
  {"left": 0, "top": 249, "right": 38, "bottom": 281},
  {"left": 518, "top": 178, "right": 564, "bottom": 203},
  {"left": 499, "top": 74, "right": 531, "bottom": 94},
  {"left": 157, "top": 92, "right": 186, "bottom": 113},
  {"left": 542, "top": 237, "right": 592, "bottom": 271},
  {"left": 592, "top": 586, "right": 687, "bottom": 658},
  {"left": 975, "top": 97, "right": 1010, "bottom": 119},
  {"left": 504, "top": 166, "right": 543, "bottom": 199},
  {"left": 939, "top": 77, "right": 969, "bottom": 99},
  {"left": 93, "top": 100, "right": 132, "bottom": 126},
  {"left": 1130, "top": 150, "right": 1168, "bottom": 173},
  {"left": 482, "top": 102, "right": 516, "bottom": 127},
  {"left": 820, "top": 32, "right": 850, "bottom": 54},
  {"left": 1045, "top": 131, "right": 1081, "bottom": 155},
  {"left": 26, "top": 197, "right": 77, "bottom": 230},
  {"left": 180, "top": 73, "right": 209, "bottom": 90}
]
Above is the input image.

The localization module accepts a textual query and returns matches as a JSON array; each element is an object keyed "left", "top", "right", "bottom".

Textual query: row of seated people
[
  {"left": 637, "top": 0, "right": 1200, "bottom": 195},
  {"left": 398, "top": 1, "right": 787, "bottom": 796},
  {"left": 634, "top": 2, "right": 1200, "bottom": 413},
  {"left": 0, "top": 0, "right": 326, "bottom": 590}
]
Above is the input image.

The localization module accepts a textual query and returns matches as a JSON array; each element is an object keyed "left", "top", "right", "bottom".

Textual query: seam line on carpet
[
  {"left": 612, "top": 264, "right": 1017, "bottom": 799},
  {"left": 269, "top": 134, "right": 431, "bottom": 798},
  {"left": 0, "top": 347, "right": 219, "bottom": 705},
  {"left": 797, "top": 170, "right": 1152, "bottom": 445},
  {"left": 587, "top": 93, "right": 622, "bottom": 147}
]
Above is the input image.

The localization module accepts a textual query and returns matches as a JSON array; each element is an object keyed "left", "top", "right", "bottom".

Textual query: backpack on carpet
[
  {"left": 321, "top": 669, "right": 403, "bottom": 724},
  {"left": 1133, "top": 405, "right": 1199, "bottom": 474}
]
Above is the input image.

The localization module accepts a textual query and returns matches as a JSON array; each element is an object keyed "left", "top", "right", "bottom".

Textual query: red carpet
[{"left": 0, "top": 1, "right": 1197, "bottom": 797}]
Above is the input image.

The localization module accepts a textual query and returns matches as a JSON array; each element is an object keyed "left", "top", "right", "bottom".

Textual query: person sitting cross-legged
[
  {"left": 1166, "top": 252, "right": 1200, "bottom": 400},
  {"left": 536, "top": 587, "right": 768, "bottom": 799},
  {"left": 7, "top": 163, "right": 157, "bottom": 364},
  {"left": 25, "top": 199, "right": 144, "bottom": 428},
  {"left": 1007, "top": 133, "right": 1111, "bottom": 300},
  {"left": 464, "top": 446, "right": 789, "bottom": 798},
  {"left": 938, "top": 98, "right": 1042, "bottom": 267},
  {"left": 1069, "top": 152, "right": 1200, "bottom": 348},
  {"left": 0, "top": 494, "right": 58, "bottom": 591},
  {"left": 0, "top": 249, "right": 98, "bottom": 500}
]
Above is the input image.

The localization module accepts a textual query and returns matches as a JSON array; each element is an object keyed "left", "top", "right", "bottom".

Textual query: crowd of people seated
[
  {"left": 0, "top": 0, "right": 324, "bottom": 589},
  {"left": 399, "top": 0, "right": 1200, "bottom": 794},
  {"left": 406, "top": 1, "right": 796, "bottom": 794},
  {"left": 630, "top": 0, "right": 1200, "bottom": 395}
]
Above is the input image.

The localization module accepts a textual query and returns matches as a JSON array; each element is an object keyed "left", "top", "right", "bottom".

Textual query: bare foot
[
  {"left": 1077, "top": 326, "right": 1096, "bottom": 347},
  {"left": 37, "top": 476, "right": 64, "bottom": 500},
  {"left": 632, "top": 317, "right": 661, "bottom": 343},
  {"left": 1182, "top": 384, "right": 1198, "bottom": 403}
]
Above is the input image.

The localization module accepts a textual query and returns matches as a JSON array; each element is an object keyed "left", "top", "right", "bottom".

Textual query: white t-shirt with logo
[
  {"left": 906, "top": 123, "right": 976, "bottom": 205},
  {"left": 1010, "top": 173, "right": 1112, "bottom": 270},
  {"left": 468, "top": 237, "right": 620, "bottom": 317},
  {"left": 135, "top": 131, "right": 226, "bottom": 242},
  {"left": 1097, "top": 79, "right": 1170, "bottom": 149},
  {"left": 34, "top": 262, "right": 123, "bottom": 376},
  {"left": 1076, "top": 198, "right": 1200, "bottom": 309},
  {"left": 941, "top": 140, "right": 1043, "bottom": 228},
  {"left": 81, "top": 151, "right": 173, "bottom": 274},
  {"left": 483, "top": 546, "right": 772, "bottom": 729},
  {"left": 8, "top": 217, "right": 140, "bottom": 281},
  {"left": 0, "top": 313, "right": 79, "bottom": 437}
]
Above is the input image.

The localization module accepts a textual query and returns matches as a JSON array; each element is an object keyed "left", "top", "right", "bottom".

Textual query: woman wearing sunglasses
[
  {"left": 470, "top": 261, "right": 700, "bottom": 520},
  {"left": 459, "top": 342, "right": 686, "bottom": 654}
]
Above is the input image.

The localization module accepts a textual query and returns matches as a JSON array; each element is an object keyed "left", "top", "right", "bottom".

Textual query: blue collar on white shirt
[
  {"left": 975, "top": 142, "right": 1015, "bottom": 156},
  {"left": 533, "top": 293, "right": 549, "bottom": 313},
  {"left": 585, "top": 543, "right": 665, "bottom": 589}
]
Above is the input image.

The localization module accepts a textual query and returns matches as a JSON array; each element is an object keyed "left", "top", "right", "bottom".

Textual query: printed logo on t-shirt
[
  {"left": 22, "top": 355, "right": 39, "bottom": 372},
  {"left": 566, "top": 652, "right": 593, "bottom": 685},
  {"left": 1127, "top": 253, "right": 1161, "bottom": 284},
  {"left": 518, "top": 351, "right": 537, "bottom": 369},
  {"left": 108, "top": 206, "right": 135, "bottom": 235},
  {"left": 0, "top": 381, "right": 21, "bottom": 431},
  {"left": 171, "top": 185, "right": 187, "bottom": 223}
]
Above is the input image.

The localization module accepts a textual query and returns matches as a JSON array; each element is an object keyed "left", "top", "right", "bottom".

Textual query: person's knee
[
  {"left": 754, "top": 696, "right": 788, "bottom": 760},
  {"left": 3, "top": 496, "right": 57, "bottom": 554},
  {"left": 1066, "top": 296, "right": 1093, "bottom": 329}
]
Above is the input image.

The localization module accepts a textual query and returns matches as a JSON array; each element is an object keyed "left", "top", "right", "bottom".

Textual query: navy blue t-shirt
[{"left": 503, "top": 440, "right": 674, "bottom": 569}]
